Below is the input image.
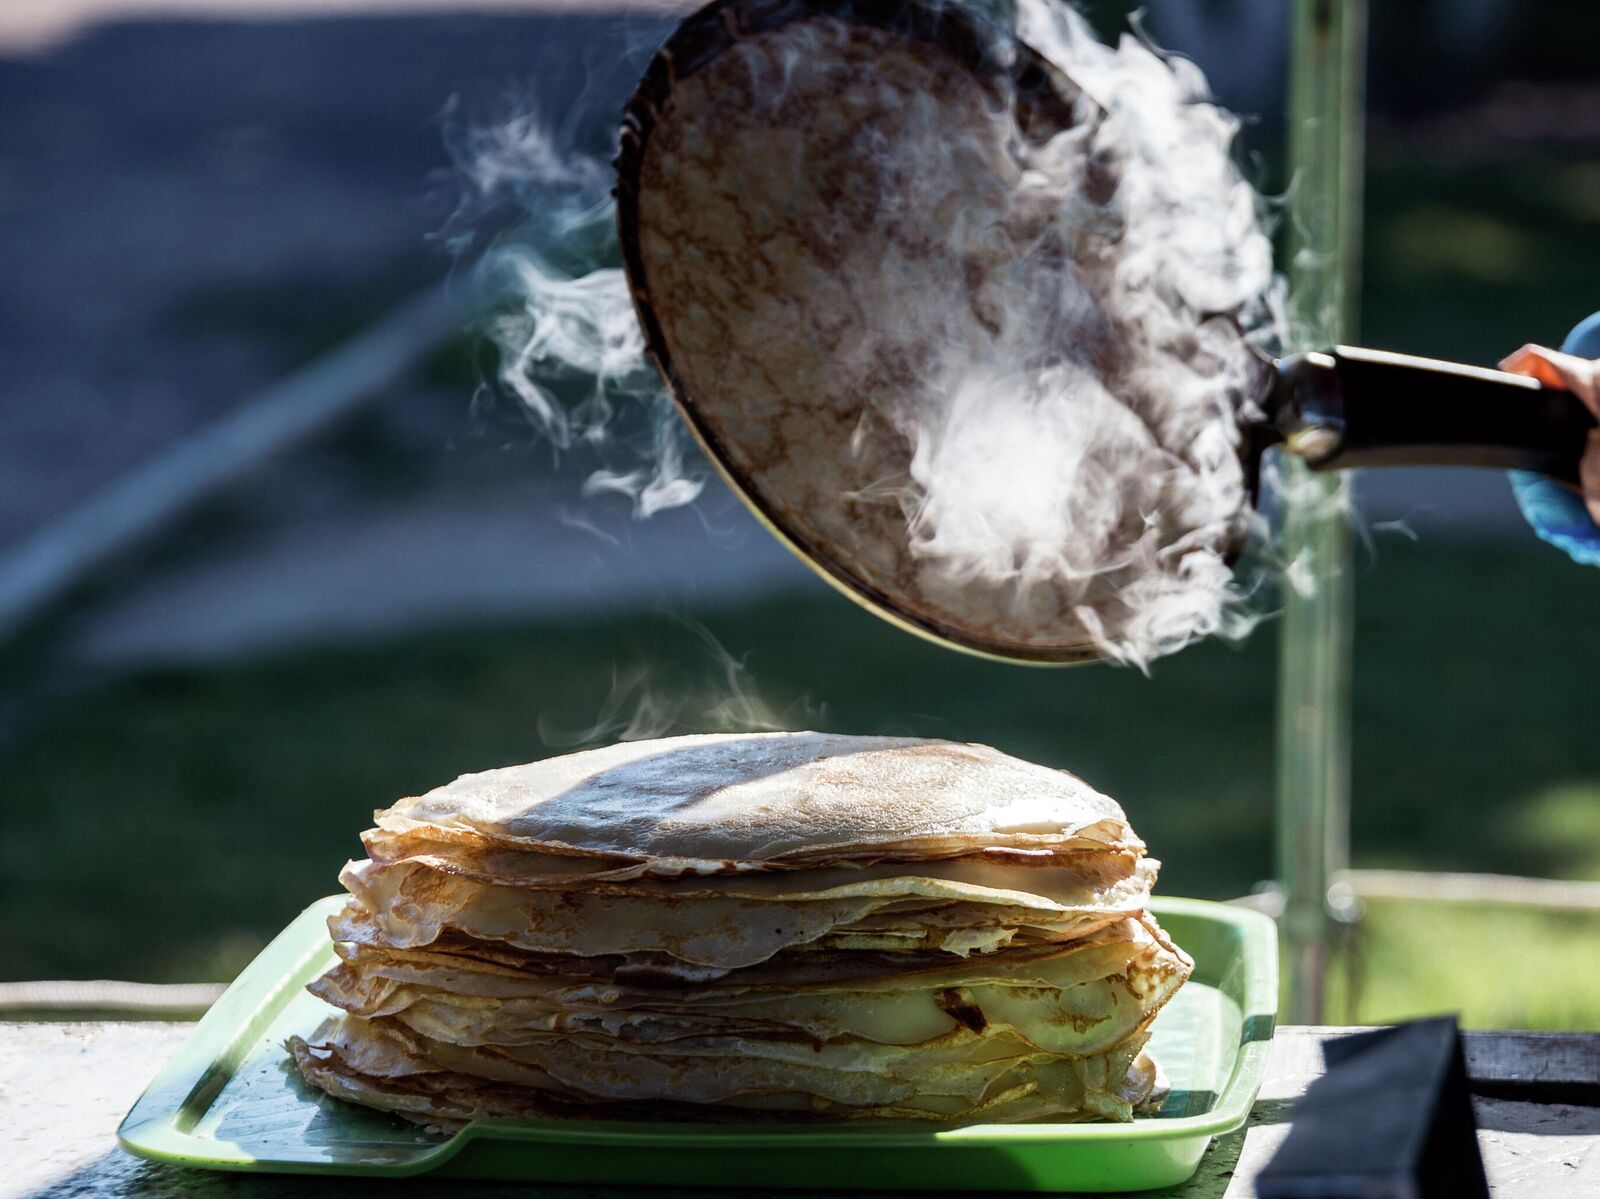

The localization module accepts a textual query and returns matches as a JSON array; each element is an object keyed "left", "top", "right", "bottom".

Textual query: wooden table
[{"left": 3, "top": 1022, "right": 1596, "bottom": 1198}]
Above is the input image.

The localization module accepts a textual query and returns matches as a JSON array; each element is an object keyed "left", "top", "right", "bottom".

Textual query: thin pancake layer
[
  {"left": 311, "top": 916, "right": 1189, "bottom": 1059},
  {"left": 290, "top": 1013, "right": 1158, "bottom": 1124},
  {"left": 374, "top": 733, "right": 1137, "bottom": 868},
  {"left": 336, "top": 854, "right": 1158, "bottom": 970}
]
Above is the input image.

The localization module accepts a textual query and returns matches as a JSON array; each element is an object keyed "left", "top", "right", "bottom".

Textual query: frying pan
[{"left": 615, "top": 0, "right": 1595, "bottom": 664}]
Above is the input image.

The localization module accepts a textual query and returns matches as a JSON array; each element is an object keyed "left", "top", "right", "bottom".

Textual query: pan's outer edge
[{"left": 613, "top": 0, "right": 1106, "bottom": 666}]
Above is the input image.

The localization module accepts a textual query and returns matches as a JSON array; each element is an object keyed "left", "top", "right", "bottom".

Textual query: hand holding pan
[{"left": 615, "top": 0, "right": 1595, "bottom": 665}]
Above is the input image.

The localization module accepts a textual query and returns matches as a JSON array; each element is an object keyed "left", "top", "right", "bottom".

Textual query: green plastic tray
[{"left": 118, "top": 895, "right": 1275, "bottom": 1192}]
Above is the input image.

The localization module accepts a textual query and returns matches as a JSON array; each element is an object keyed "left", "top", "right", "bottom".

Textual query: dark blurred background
[{"left": 3, "top": 0, "right": 1597, "bottom": 1028}]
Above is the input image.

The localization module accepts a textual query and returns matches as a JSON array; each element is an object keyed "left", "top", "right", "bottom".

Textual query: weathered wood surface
[
  {"left": 1461, "top": 1030, "right": 1600, "bottom": 1102},
  {"left": 3, "top": 1023, "right": 1596, "bottom": 1198}
]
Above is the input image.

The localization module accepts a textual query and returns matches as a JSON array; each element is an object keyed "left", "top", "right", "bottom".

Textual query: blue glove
[{"left": 1509, "top": 311, "right": 1600, "bottom": 566}]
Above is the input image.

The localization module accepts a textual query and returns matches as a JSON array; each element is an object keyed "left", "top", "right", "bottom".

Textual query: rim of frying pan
[{"left": 616, "top": 0, "right": 1162, "bottom": 666}]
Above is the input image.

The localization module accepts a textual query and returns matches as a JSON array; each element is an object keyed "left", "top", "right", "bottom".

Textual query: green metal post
[{"left": 1276, "top": 0, "right": 1365, "bottom": 1025}]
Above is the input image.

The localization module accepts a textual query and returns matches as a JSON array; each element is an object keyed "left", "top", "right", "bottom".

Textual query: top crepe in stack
[{"left": 291, "top": 732, "right": 1192, "bottom": 1126}]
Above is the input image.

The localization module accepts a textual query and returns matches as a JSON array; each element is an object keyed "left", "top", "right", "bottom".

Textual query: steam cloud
[
  {"left": 470, "top": 1, "right": 1283, "bottom": 667},
  {"left": 446, "top": 91, "right": 706, "bottom": 517},
  {"left": 537, "top": 618, "right": 822, "bottom": 747},
  {"left": 883, "top": 0, "right": 1283, "bottom": 666}
]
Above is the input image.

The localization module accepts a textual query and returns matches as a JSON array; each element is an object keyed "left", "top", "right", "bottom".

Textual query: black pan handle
[{"left": 1271, "top": 345, "right": 1597, "bottom": 485}]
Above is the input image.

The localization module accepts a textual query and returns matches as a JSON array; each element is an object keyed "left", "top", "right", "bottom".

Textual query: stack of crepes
[{"left": 291, "top": 732, "right": 1192, "bottom": 1126}]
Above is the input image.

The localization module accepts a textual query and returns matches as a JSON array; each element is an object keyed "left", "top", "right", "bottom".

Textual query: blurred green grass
[
  {"left": 5, "top": 155, "right": 1600, "bottom": 1032},
  {"left": 1364, "top": 154, "right": 1600, "bottom": 358},
  {"left": 1331, "top": 900, "right": 1600, "bottom": 1030}
]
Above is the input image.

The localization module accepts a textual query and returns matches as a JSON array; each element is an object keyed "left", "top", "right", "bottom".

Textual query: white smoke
[
  {"left": 877, "top": 0, "right": 1284, "bottom": 667},
  {"left": 537, "top": 618, "right": 820, "bottom": 746},
  {"left": 460, "top": 2, "right": 1285, "bottom": 667},
  {"left": 446, "top": 89, "right": 705, "bottom": 517}
]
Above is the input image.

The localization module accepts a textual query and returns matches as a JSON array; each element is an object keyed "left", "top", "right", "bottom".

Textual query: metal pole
[{"left": 1276, "top": 0, "right": 1365, "bottom": 1025}]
